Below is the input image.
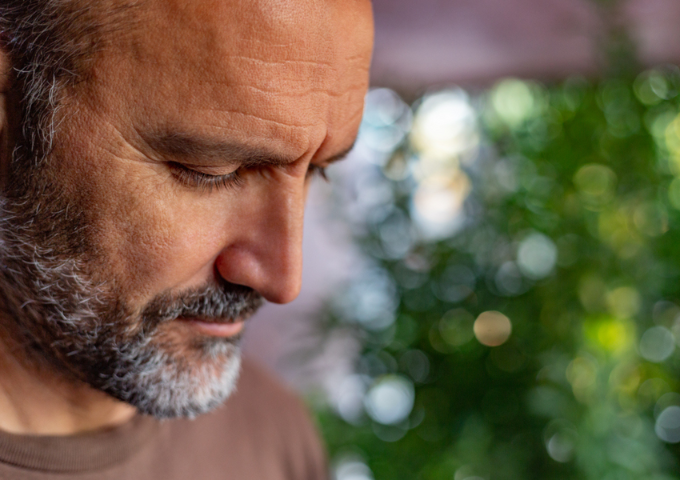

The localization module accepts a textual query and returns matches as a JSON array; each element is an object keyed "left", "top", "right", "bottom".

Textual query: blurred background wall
[{"left": 369, "top": 0, "right": 680, "bottom": 90}]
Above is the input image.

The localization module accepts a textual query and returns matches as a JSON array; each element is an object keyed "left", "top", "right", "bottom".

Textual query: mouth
[{"left": 178, "top": 316, "right": 246, "bottom": 337}]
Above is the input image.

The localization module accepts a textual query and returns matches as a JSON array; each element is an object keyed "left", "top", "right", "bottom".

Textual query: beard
[{"left": 0, "top": 144, "right": 264, "bottom": 419}]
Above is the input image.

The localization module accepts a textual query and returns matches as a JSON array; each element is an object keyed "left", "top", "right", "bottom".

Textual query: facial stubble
[{"left": 0, "top": 146, "right": 264, "bottom": 419}]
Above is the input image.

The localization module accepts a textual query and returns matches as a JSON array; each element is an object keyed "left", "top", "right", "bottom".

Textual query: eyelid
[
  {"left": 176, "top": 162, "right": 240, "bottom": 176},
  {"left": 168, "top": 162, "right": 244, "bottom": 192},
  {"left": 169, "top": 161, "right": 329, "bottom": 192}
]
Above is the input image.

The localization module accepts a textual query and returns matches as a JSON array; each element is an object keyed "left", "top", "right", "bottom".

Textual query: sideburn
[{"left": 0, "top": 128, "right": 120, "bottom": 382}]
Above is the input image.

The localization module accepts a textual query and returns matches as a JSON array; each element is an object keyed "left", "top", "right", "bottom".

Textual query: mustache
[{"left": 140, "top": 279, "right": 264, "bottom": 329}]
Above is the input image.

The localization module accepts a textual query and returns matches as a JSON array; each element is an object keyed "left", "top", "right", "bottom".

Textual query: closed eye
[
  {"left": 170, "top": 161, "right": 328, "bottom": 192},
  {"left": 168, "top": 162, "right": 244, "bottom": 192}
]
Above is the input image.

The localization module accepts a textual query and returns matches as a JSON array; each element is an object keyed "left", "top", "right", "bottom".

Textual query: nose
[{"left": 214, "top": 176, "right": 305, "bottom": 304}]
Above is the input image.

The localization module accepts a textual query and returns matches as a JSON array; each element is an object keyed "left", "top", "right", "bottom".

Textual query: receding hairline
[
  {"left": 1, "top": 0, "right": 148, "bottom": 81},
  {"left": 0, "top": 0, "right": 148, "bottom": 169},
  {"left": 52, "top": 0, "right": 150, "bottom": 75}
]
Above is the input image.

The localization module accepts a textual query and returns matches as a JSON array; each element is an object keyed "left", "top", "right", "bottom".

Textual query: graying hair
[
  {"left": 0, "top": 0, "right": 140, "bottom": 165},
  {"left": 0, "top": 1, "right": 256, "bottom": 419},
  {"left": 0, "top": 190, "right": 253, "bottom": 417}
]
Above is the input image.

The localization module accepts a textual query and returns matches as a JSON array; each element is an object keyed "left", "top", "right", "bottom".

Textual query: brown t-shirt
[{"left": 0, "top": 358, "right": 327, "bottom": 479}]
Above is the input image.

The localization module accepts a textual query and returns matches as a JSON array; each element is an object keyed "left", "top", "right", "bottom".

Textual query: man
[{"left": 0, "top": 0, "right": 373, "bottom": 478}]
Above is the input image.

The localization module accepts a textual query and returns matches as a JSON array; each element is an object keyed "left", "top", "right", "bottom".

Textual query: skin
[{"left": 0, "top": 0, "right": 373, "bottom": 435}]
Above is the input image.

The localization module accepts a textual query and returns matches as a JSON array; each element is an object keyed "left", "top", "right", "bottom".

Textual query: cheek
[
  {"left": 51, "top": 107, "right": 236, "bottom": 303},
  {"left": 64, "top": 153, "right": 230, "bottom": 302},
  {"left": 97, "top": 185, "right": 232, "bottom": 302}
]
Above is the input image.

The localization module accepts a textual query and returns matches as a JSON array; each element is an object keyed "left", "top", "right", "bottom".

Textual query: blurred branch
[{"left": 591, "top": 0, "right": 639, "bottom": 78}]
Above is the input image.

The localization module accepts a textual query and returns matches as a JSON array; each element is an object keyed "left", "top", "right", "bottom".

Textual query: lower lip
[{"left": 181, "top": 318, "right": 245, "bottom": 337}]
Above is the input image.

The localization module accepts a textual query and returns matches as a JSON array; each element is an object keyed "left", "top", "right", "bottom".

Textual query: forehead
[{"left": 85, "top": 0, "right": 373, "bottom": 159}]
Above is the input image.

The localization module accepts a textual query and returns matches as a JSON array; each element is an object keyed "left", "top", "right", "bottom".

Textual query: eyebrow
[{"left": 143, "top": 131, "right": 355, "bottom": 168}]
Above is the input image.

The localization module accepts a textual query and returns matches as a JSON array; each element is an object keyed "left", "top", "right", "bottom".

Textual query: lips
[{"left": 179, "top": 316, "right": 246, "bottom": 337}]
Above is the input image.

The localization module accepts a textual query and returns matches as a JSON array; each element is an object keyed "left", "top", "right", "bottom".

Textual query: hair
[
  {"left": 0, "top": 0, "right": 141, "bottom": 167},
  {"left": 0, "top": 1, "right": 263, "bottom": 419}
]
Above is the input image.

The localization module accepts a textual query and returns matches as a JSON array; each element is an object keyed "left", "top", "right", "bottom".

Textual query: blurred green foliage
[{"left": 316, "top": 63, "right": 680, "bottom": 480}]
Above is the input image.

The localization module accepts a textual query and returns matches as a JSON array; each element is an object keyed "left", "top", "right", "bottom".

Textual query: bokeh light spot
[
  {"left": 633, "top": 202, "right": 668, "bottom": 237},
  {"left": 663, "top": 114, "right": 680, "bottom": 172},
  {"left": 517, "top": 233, "right": 557, "bottom": 280},
  {"left": 578, "top": 276, "right": 607, "bottom": 312},
  {"left": 360, "top": 88, "right": 412, "bottom": 158},
  {"left": 634, "top": 69, "right": 669, "bottom": 105},
  {"left": 544, "top": 420, "right": 578, "bottom": 463},
  {"left": 335, "top": 268, "right": 398, "bottom": 331},
  {"left": 439, "top": 308, "right": 475, "bottom": 347},
  {"left": 606, "top": 286, "right": 641, "bottom": 319},
  {"left": 411, "top": 89, "right": 478, "bottom": 161},
  {"left": 573, "top": 164, "right": 617, "bottom": 209},
  {"left": 585, "top": 317, "right": 635, "bottom": 355},
  {"left": 364, "top": 375, "right": 415, "bottom": 425},
  {"left": 490, "top": 79, "right": 544, "bottom": 127},
  {"left": 566, "top": 357, "right": 597, "bottom": 390},
  {"left": 655, "top": 406, "right": 680, "bottom": 443},
  {"left": 454, "top": 466, "right": 485, "bottom": 480},
  {"left": 399, "top": 350, "right": 430, "bottom": 383},
  {"left": 333, "top": 375, "right": 369, "bottom": 425},
  {"left": 566, "top": 356, "right": 598, "bottom": 402},
  {"left": 668, "top": 178, "right": 680, "bottom": 209},
  {"left": 474, "top": 311, "right": 512, "bottom": 346},
  {"left": 638, "top": 378, "right": 672, "bottom": 407},
  {"left": 639, "top": 326, "right": 675, "bottom": 363},
  {"left": 334, "top": 456, "right": 374, "bottom": 480},
  {"left": 495, "top": 261, "right": 524, "bottom": 296},
  {"left": 412, "top": 171, "right": 470, "bottom": 240}
]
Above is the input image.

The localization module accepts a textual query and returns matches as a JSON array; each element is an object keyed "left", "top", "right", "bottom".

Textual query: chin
[{"left": 99, "top": 342, "right": 244, "bottom": 419}]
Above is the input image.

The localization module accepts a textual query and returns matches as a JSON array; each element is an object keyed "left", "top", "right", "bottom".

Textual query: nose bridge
[
  {"left": 216, "top": 174, "right": 306, "bottom": 304},
  {"left": 263, "top": 178, "right": 305, "bottom": 273}
]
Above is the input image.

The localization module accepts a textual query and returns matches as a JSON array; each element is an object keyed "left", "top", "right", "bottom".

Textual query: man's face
[{"left": 0, "top": 0, "right": 373, "bottom": 417}]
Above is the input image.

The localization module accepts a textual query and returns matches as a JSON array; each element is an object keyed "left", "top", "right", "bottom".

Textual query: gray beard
[{"left": 0, "top": 189, "right": 263, "bottom": 419}]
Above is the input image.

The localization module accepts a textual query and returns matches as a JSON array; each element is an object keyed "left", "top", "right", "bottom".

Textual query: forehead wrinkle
[
  {"left": 137, "top": 0, "right": 343, "bottom": 78},
  {"left": 98, "top": 0, "right": 369, "bottom": 101},
  {"left": 188, "top": 112, "right": 319, "bottom": 138},
  {"left": 83, "top": 0, "right": 372, "bottom": 169},
  {"left": 223, "top": 55, "right": 335, "bottom": 68},
  {"left": 194, "top": 58, "right": 338, "bottom": 99}
]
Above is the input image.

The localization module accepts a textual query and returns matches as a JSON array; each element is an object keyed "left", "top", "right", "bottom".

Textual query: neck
[{"left": 0, "top": 335, "right": 137, "bottom": 436}]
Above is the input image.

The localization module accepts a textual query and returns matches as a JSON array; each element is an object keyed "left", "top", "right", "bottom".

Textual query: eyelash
[
  {"left": 169, "top": 162, "right": 329, "bottom": 192},
  {"left": 307, "top": 164, "right": 329, "bottom": 182},
  {"left": 169, "top": 162, "right": 244, "bottom": 192}
]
